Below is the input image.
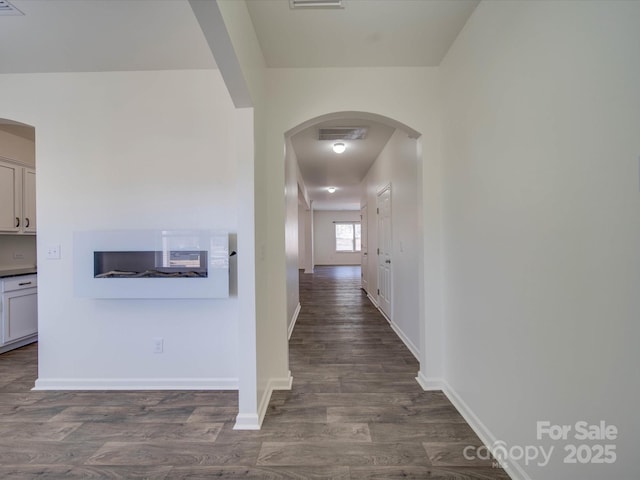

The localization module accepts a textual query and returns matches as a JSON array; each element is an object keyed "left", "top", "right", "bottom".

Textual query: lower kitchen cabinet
[{"left": 1, "top": 274, "right": 37, "bottom": 354}]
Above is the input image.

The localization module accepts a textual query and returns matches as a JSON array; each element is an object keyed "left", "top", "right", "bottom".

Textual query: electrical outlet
[
  {"left": 46, "top": 245, "right": 61, "bottom": 260},
  {"left": 153, "top": 337, "right": 164, "bottom": 354}
]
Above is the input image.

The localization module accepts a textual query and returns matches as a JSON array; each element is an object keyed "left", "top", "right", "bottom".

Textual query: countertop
[{"left": 0, "top": 268, "right": 38, "bottom": 278}]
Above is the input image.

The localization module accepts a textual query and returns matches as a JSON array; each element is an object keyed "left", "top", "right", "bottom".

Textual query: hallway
[
  {"left": 265, "top": 266, "right": 509, "bottom": 478},
  {"left": 0, "top": 266, "right": 508, "bottom": 478}
]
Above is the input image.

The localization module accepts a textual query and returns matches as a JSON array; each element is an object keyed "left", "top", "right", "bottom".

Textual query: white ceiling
[
  {"left": 292, "top": 118, "right": 395, "bottom": 210},
  {"left": 246, "top": 0, "right": 479, "bottom": 68},
  {"left": 0, "top": 0, "right": 216, "bottom": 73}
]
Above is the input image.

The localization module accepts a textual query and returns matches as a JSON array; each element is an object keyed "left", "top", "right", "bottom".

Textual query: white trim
[
  {"left": 0, "top": 335, "right": 37, "bottom": 354},
  {"left": 288, "top": 303, "right": 301, "bottom": 339},
  {"left": 33, "top": 377, "right": 239, "bottom": 391},
  {"left": 233, "top": 413, "right": 260, "bottom": 430},
  {"left": 415, "top": 374, "right": 530, "bottom": 480},
  {"left": 388, "top": 318, "right": 419, "bottom": 360},
  {"left": 367, "top": 293, "right": 379, "bottom": 308},
  {"left": 248, "top": 371, "right": 293, "bottom": 430},
  {"left": 375, "top": 300, "right": 419, "bottom": 361}
]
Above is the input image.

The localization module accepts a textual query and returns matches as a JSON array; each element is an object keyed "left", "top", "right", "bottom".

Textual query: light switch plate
[{"left": 46, "top": 244, "right": 61, "bottom": 260}]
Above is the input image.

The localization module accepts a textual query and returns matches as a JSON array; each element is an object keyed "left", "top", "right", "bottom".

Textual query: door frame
[{"left": 376, "top": 183, "right": 392, "bottom": 320}]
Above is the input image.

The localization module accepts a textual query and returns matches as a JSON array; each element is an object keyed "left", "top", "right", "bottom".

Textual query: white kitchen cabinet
[
  {"left": 0, "top": 159, "right": 36, "bottom": 234},
  {"left": 0, "top": 161, "right": 20, "bottom": 233},
  {"left": 0, "top": 274, "right": 38, "bottom": 353},
  {"left": 22, "top": 169, "right": 36, "bottom": 233}
]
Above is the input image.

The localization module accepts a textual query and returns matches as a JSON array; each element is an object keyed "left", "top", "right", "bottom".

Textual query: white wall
[
  {"left": 0, "top": 127, "right": 35, "bottom": 167},
  {"left": 313, "top": 210, "right": 361, "bottom": 266},
  {"left": 284, "top": 137, "right": 300, "bottom": 329},
  {"left": 362, "top": 129, "right": 420, "bottom": 357},
  {"left": 440, "top": 1, "right": 640, "bottom": 478},
  {"left": 0, "top": 70, "right": 242, "bottom": 389},
  {"left": 216, "top": 0, "right": 291, "bottom": 429},
  {"left": 297, "top": 204, "right": 306, "bottom": 269}
]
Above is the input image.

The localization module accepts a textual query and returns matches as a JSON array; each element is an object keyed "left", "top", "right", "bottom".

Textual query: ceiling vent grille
[
  {"left": 0, "top": 0, "right": 24, "bottom": 16},
  {"left": 290, "top": 0, "right": 344, "bottom": 9},
  {"left": 318, "top": 127, "right": 368, "bottom": 141}
]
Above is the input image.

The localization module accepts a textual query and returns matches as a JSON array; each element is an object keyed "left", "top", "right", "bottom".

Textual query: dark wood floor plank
[
  {"left": 167, "top": 465, "right": 350, "bottom": 479},
  {"left": 64, "top": 422, "right": 224, "bottom": 442},
  {"left": 257, "top": 441, "right": 431, "bottom": 467},
  {"left": 0, "top": 440, "right": 103, "bottom": 465},
  {"left": 0, "top": 421, "right": 82, "bottom": 441},
  {"left": 85, "top": 441, "right": 262, "bottom": 466},
  {"left": 0, "top": 465, "right": 172, "bottom": 479}
]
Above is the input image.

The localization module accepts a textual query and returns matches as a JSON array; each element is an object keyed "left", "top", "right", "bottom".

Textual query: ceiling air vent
[
  {"left": 0, "top": 0, "right": 24, "bottom": 16},
  {"left": 318, "top": 127, "right": 368, "bottom": 141},
  {"left": 290, "top": 0, "right": 344, "bottom": 9}
]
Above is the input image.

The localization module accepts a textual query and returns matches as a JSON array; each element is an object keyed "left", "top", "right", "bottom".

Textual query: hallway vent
[
  {"left": 290, "top": 0, "right": 343, "bottom": 9},
  {"left": 318, "top": 127, "right": 367, "bottom": 141},
  {"left": 0, "top": 0, "right": 23, "bottom": 16}
]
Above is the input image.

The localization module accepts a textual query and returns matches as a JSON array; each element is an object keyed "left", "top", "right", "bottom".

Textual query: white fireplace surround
[{"left": 73, "top": 230, "right": 229, "bottom": 299}]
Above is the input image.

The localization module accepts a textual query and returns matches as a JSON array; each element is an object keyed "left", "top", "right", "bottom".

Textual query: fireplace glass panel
[{"left": 94, "top": 251, "right": 208, "bottom": 278}]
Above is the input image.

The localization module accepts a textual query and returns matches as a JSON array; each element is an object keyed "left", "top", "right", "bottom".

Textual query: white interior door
[
  {"left": 377, "top": 185, "right": 392, "bottom": 318},
  {"left": 360, "top": 205, "right": 368, "bottom": 293}
]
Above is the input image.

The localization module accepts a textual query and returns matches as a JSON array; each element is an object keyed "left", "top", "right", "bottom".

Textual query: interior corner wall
[
  {"left": 0, "top": 70, "right": 241, "bottom": 389},
  {"left": 362, "top": 129, "right": 420, "bottom": 357},
  {"left": 265, "top": 66, "right": 444, "bottom": 382},
  {"left": 440, "top": 1, "right": 640, "bottom": 478},
  {"left": 313, "top": 210, "right": 361, "bottom": 266}
]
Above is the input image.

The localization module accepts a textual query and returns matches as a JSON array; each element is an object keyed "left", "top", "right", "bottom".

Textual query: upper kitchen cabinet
[
  {"left": 23, "top": 169, "right": 36, "bottom": 233},
  {"left": 0, "top": 121, "right": 36, "bottom": 235},
  {"left": 0, "top": 161, "right": 35, "bottom": 235}
]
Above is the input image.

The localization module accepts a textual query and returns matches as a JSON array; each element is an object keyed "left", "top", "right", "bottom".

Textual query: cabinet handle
[
  {"left": 25, "top": 218, "right": 30, "bottom": 228},
  {"left": 18, "top": 281, "right": 32, "bottom": 286},
  {"left": 15, "top": 217, "right": 20, "bottom": 228}
]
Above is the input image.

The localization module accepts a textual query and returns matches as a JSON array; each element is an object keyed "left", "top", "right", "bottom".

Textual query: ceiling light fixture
[
  {"left": 327, "top": 187, "right": 336, "bottom": 193},
  {"left": 332, "top": 142, "right": 346, "bottom": 154}
]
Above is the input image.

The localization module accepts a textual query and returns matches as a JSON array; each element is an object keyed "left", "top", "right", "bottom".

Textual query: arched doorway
[{"left": 283, "top": 111, "right": 424, "bottom": 367}]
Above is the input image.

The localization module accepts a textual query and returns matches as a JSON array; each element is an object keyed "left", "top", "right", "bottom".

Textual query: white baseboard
[
  {"left": 388, "top": 318, "right": 419, "bottom": 360},
  {"left": 233, "top": 413, "right": 261, "bottom": 430},
  {"left": 288, "top": 303, "right": 301, "bottom": 339},
  {"left": 415, "top": 373, "right": 531, "bottom": 480},
  {"left": 0, "top": 334, "right": 37, "bottom": 354},
  {"left": 367, "top": 293, "right": 379, "bottom": 308},
  {"left": 33, "top": 377, "right": 239, "bottom": 391},
  {"left": 367, "top": 295, "right": 419, "bottom": 361},
  {"left": 250, "top": 371, "right": 293, "bottom": 430}
]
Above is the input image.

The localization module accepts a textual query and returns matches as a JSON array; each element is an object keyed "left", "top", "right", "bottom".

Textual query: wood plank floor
[{"left": 0, "top": 266, "right": 509, "bottom": 479}]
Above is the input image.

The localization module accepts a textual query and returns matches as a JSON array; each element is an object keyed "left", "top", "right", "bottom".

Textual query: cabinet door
[
  {"left": 23, "top": 169, "right": 36, "bottom": 233},
  {"left": 0, "top": 162, "right": 20, "bottom": 233},
  {"left": 2, "top": 289, "right": 38, "bottom": 344}
]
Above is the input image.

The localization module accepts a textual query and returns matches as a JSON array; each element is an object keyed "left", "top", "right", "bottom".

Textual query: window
[{"left": 335, "top": 222, "right": 361, "bottom": 252}]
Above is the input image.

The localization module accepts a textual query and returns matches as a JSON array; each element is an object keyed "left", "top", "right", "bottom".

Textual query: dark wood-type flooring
[{"left": 0, "top": 266, "right": 509, "bottom": 479}]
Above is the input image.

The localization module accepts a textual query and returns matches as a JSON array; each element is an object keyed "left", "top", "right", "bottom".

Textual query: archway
[{"left": 283, "top": 111, "right": 424, "bottom": 373}]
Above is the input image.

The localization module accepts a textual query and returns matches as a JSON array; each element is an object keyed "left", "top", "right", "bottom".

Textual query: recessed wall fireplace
[{"left": 74, "top": 230, "right": 229, "bottom": 299}]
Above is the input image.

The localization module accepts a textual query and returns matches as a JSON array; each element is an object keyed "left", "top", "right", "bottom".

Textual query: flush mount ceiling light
[
  {"left": 327, "top": 187, "right": 337, "bottom": 193},
  {"left": 332, "top": 142, "right": 346, "bottom": 154}
]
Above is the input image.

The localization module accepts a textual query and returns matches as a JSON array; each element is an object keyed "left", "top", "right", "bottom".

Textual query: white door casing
[
  {"left": 377, "top": 185, "right": 392, "bottom": 319},
  {"left": 360, "top": 204, "right": 368, "bottom": 293}
]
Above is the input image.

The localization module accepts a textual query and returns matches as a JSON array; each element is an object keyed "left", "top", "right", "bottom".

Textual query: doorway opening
[{"left": 284, "top": 111, "right": 423, "bottom": 365}]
